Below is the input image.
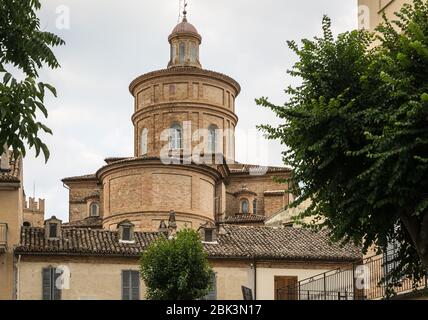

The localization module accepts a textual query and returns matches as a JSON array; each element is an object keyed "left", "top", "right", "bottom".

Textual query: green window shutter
[
  {"left": 122, "top": 271, "right": 131, "bottom": 300},
  {"left": 42, "top": 268, "right": 52, "bottom": 300},
  {"left": 205, "top": 272, "right": 217, "bottom": 300},
  {"left": 131, "top": 271, "right": 140, "bottom": 300}
]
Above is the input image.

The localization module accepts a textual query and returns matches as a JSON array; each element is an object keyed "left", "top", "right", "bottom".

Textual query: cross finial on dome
[{"left": 182, "top": 1, "right": 188, "bottom": 22}]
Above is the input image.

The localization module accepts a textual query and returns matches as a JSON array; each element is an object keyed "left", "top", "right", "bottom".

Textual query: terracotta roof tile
[
  {"left": 62, "top": 174, "right": 97, "bottom": 183},
  {"left": 63, "top": 217, "right": 103, "bottom": 229},
  {"left": 205, "top": 226, "right": 361, "bottom": 261},
  {"left": 15, "top": 225, "right": 361, "bottom": 262},
  {"left": 221, "top": 215, "right": 266, "bottom": 224},
  {"left": 0, "top": 154, "right": 21, "bottom": 183},
  {"left": 228, "top": 163, "right": 291, "bottom": 175}
]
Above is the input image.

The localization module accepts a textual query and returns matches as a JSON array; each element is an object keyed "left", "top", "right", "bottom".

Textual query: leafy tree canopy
[
  {"left": 257, "top": 0, "right": 428, "bottom": 286},
  {"left": 140, "top": 229, "right": 213, "bottom": 300},
  {"left": 0, "top": 0, "right": 64, "bottom": 160}
]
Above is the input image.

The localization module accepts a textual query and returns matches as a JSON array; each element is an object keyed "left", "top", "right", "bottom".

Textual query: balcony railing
[
  {"left": 276, "top": 250, "right": 427, "bottom": 300},
  {"left": 0, "top": 223, "right": 7, "bottom": 253}
]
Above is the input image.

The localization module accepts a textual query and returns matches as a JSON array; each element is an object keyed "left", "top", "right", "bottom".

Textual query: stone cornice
[
  {"left": 129, "top": 67, "right": 241, "bottom": 96},
  {"left": 96, "top": 157, "right": 224, "bottom": 183}
]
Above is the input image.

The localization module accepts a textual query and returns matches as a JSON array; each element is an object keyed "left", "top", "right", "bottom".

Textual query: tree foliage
[
  {"left": 257, "top": 0, "right": 428, "bottom": 287},
  {"left": 140, "top": 229, "right": 213, "bottom": 300},
  {"left": 0, "top": 0, "right": 64, "bottom": 160}
]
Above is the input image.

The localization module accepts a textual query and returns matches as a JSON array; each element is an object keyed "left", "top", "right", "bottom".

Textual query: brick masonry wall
[{"left": 226, "top": 173, "right": 290, "bottom": 218}]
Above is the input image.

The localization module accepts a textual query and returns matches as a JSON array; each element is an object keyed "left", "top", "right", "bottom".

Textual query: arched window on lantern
[
  {"left": 179, "top": 42, "right": 186, "bottom": 64},
  {"left": 170, "top": 123, "right": 183, "bottom": 150},
  {"left": 253, "top": 199, "right": 257, "bottom": 215},
  {"left": 207, "top": 125, "right": 218, "bottom": 154},
  {"left": 189, "top": 42, "right": 197, "bottom": 62},
  {"left": 141, "top": 128, "right": 148, "bottom": 156},
  {"left": 241, "top": 199, "right": 249, "bottom": 214}
]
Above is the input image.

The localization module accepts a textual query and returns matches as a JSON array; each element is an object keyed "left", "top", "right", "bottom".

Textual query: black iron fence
[{"left": 277, "top": 250, "right": 427, "bottom": 300}]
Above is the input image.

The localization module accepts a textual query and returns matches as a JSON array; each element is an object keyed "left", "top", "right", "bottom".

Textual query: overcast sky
[{"left": 24, "top": 0, "right": 358, "bottom": 221}]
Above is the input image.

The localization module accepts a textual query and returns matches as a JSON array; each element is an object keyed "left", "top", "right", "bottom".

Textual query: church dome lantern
[{"left": 168, "top": 11, "right": 202, "bottom": 69}]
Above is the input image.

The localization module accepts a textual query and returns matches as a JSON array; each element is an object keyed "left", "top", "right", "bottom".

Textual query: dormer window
[
  {"left": 44, "top": 216, "right": 62, "bottom": 240},
  {"left": 49, "top": 223, "right": 58, "bottom": 238},
  {"left": 204, "top": 229, "right": 213, "bottom": 242},
  {"left": 122, "top": 226, "right": 131, "bottom": 241},
  {"left": 118, "top": 220, "right": 135, "bottom": 243},
  {"left": 198, "top": 222, "right": 217, "bottom": 243}
]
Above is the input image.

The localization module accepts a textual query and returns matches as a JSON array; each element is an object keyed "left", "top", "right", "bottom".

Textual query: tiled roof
[
  {"left": 0, "top": 154, "right": 21, "bottom": 183},
  {"left": 63, "top": 217, "right": 103, "bottom": 229},
  {"left": 15, "top": 225, "right": 361, "bottom": 262},
  {"left": 221, "top": 215, "right": 266, "bottom": 224},
  {"left": 264, "top": 190, "right": 286, "bottom": 196},
  {"left": 104, "top": 157, "right": 129, "bottom": 164},
  {"left": 228, "top": 163, "right": 291, "bottom": 175},
  {"left": 205, "top": 226, "right": 361, "bottom": 261},
  {"left": 16, "top": 227, "right": 161, "bottom": 256},
  {"left": 62, "top": 174, "right": 97, "bottom": 183}
]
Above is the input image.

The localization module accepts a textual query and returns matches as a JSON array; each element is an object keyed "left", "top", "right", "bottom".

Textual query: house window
[
  {"left": 241, "top": 199, "right": 249, "bottom": 214},
  {"left": 89, "top": 202, "right": 99, "bottom": 217},
  {"left": 122, "top": 226, "right": 131, "bottom": 241},
  {"left": 42, "top": 267, "right": 62, "bottom": 300},
  {"left": 179, "top": 42, "right": 185, "bottom": 64},
  {"left": 23, "top": 221, "right": 31, "bottom": 227},
  {"left": 49, "top": 223, "right": 58, "bottom": 238},
  {"left": 203, "top": 272, "right": 217, "bottom": 300},
  {"left": 205, "top": 229, "right": 213, "bottom": 242},
  {"left": 170, "top": 123, "right": 182, "bottom": 150},
  {"left": 141, "top": 128, "right": 148, "bottom": 156},
  {"left": 207, "top": 125, "right": 218, "bottom": 154},
  {"left": 118, "top": 220, "right": 134, "bottom": 243},
  {"left": 122, "top": 270, "right": 140, "bottom": 300},
  {"left": 253, "top": 199, "right": 257, "bottom": 215}
]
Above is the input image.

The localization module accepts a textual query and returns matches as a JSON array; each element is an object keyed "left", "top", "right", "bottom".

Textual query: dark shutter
[
  {"left": 205, "top": 272, "right": 217, "bottom": 300},
  {"left": 122, "top": 270, "right": 140, "bottom": 300},
  {"left": 205, "top": 230, "right": 213, "bottom": 242},
  {"left": 53, "top": 268, "right": 62, "bottom": 300},
  {"left": 42, "top": 267, "right": 62, "bottom": 300},
  {"left": 49, "top": 224, "right": 57, "bottom": 238},
  {"left": 122, "top": 227, "right": 131, "bottom": 241},
  {"left": 122, "top": 271, "right": 131, "bottom": 300},
  {"left": 131, "top": 271, "right": 140, "bottom": 300},
  {"left": 42, "top": 268, "right": 52, "bottom": 300}
]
